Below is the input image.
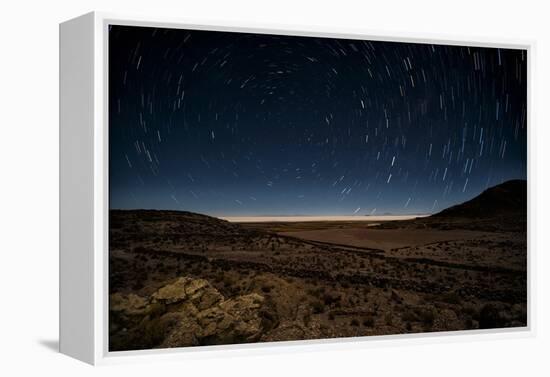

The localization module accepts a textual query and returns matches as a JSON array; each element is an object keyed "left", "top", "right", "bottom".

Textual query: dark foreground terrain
[{"left": 109, "top": 180, "right": 527, "bottom": 351}]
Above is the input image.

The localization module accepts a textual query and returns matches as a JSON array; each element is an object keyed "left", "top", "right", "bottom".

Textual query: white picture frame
[{"left": 59, "top": 11, "right": 534, "bottom": 365}]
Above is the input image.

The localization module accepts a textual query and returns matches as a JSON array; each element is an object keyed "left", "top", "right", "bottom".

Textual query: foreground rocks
[{"left": 110, "top": 277, "right": 265, "bottom": 350}]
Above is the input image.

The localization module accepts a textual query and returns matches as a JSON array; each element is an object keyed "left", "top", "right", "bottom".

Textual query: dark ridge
[
  {"left": 110, "top": 208, "right": 223, "bottom": 220},
  {"left": 373, "top": 180, "right": 527, "bottom": 231},
  {"left": 109, "top": 209, "right": 250, "bottom": 236},
  {"left": 433, "top": 179, "right": 527, "bottom": 219}
]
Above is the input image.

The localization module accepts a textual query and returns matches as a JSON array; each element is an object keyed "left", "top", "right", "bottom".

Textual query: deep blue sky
[{"left": 109, "top": 25, "right": 527, "bottom": 216}]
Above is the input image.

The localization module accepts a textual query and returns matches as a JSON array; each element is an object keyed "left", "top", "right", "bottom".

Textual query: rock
[
  {"left": 218, "top": 293, "right": 264, "bottom": 315},
  {"left": 168, "top": 293, "right": 266, "bottom": 346},
  {"left": 195, "top": 288, "right": 224, "bottom": 311},
  {"left": 109, "top": 292, "right": 152, "bottom": 342},
  {"left": 151, "top": 277, "right": 194, "bottom": 304},
  {"left": 150, "top": 276, "right": 224, "bottom": 309},
  {"left": 160, "top": 312, "right": 201, "bottom": 347},
  {"left": 217, "top": 293, "right": 265, "bottom": 342},
  {"left": 111, "top": 276, "right": 266, "bottom": 350},
  {"left": 110, "top": 293, "right": 149, "bottom": 316},
  {"left": 184, "top": 278, "right": 210, "bottom": 297}
]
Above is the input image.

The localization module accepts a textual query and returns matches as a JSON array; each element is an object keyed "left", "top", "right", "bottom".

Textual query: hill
[
  {"left": 376, "top": 180, "right": 527, "bottom": 232},
  {"left": 433, "top": 180, "right": 527, "bottom": 219}
]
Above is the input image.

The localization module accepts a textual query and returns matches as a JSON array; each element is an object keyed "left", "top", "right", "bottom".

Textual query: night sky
[{"left": 109, "top": 25, "right": 527, "bottom": 216}]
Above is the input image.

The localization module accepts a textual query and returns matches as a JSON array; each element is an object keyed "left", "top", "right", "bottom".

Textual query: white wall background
[{"left": 0, "top": 0, "right": 548, "bottom": 375}]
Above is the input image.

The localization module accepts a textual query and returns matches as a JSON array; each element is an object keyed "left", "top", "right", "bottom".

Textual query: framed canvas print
[{"left": 60, "top": 12, "right": 532, "bottom": 365}]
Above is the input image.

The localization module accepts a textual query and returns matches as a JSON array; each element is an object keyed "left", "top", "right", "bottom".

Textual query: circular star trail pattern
[{"left": 109, "top": 25, "right": 527, "bottom": 216}]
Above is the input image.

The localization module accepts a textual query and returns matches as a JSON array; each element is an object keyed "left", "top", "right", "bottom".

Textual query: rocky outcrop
[
  {"left": 151, "top": 277, "right": 224, "bottom": 310},
  {"left": 111, "top": 292, "right": 149, "bottom": 315},
  {"left": 109, "top": 277, "right": 265, "bottom": 350}
]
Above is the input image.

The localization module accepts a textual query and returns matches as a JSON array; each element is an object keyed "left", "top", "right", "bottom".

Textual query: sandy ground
[
  {"left": 280, "top": 228, "right": 492, "bottom": 251},
  {"left": 220, "top": 215, "right": 426, "bottom": 223}
]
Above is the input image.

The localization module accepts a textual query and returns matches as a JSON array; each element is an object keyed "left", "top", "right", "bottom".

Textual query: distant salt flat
[{"left": 219, "top": 215, "right": 427, "bottom": 223}]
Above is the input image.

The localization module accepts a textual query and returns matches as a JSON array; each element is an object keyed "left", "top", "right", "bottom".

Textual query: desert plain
[{"left": 109, "top": 180, "right": 527, "bottom": 351}]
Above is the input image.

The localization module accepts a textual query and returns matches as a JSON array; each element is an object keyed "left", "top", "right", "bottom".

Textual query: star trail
[{"left": 109, "top": 25, "right": 527, "bottom": 216}]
